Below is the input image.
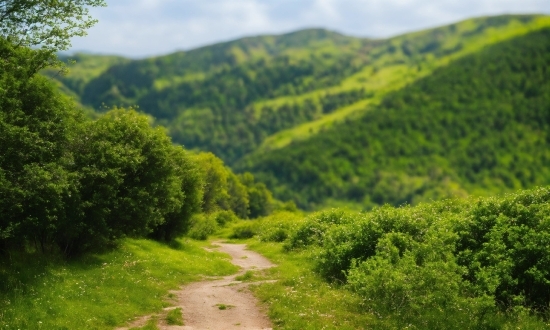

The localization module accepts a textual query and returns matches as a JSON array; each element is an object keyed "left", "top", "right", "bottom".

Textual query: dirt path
[{"left": 117, "top": 242, "right": 275, "bottom": 330}]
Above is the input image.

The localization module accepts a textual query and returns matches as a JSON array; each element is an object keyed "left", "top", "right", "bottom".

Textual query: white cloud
[{"left": 68, "top": 0, "right": 550, "bottom": 57}]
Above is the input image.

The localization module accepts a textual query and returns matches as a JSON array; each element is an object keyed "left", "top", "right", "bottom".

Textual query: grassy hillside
[
  {"left": 53, "top": 15, "right": 550, "bottom": 165},
  {"left": 239, "top": 27, "right": 550, "bottom": 209}
]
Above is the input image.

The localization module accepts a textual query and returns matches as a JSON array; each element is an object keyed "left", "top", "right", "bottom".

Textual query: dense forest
[{"left": 239, "top": 28, "right": 550, "bottom": 209}]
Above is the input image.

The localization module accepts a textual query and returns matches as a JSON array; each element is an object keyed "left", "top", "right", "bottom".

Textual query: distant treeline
[
  {"left": 0, "top": 38, "right": 277, "bottom": 257},
  {"left": 241, "top": 28, "right": 550, "bottom": 209}
]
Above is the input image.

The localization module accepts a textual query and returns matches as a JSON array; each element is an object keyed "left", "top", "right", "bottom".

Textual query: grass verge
[{"left": 0, "top": 238, "right": 238, "bottom": 329}]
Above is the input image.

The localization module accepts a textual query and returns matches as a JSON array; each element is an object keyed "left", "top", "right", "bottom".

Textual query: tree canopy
[{"left": 0, "top": 0, "right": 106, "bottom": 71}]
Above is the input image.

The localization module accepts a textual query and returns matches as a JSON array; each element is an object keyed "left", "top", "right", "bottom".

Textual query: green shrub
[
  {"left": 256, "top": 211, "right": 303, "bottom": 243},
  {"left": 230, "top": 222, "right": 258, "bottom": 239},
  {"left": 455, "top": 187, "right": 550, "bottom": 311},
  {"left": 187, "top": 214, "right": 218, "bottom": 240},
  {"left": 213, "top": 210, "right": 238, "bottom": 227},
  {"left": 284, "top": 209, "right": 354, "bottom": 251}
]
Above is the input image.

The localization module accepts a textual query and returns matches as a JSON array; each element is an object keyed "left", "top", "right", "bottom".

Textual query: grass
[
  {"left": 239, "top": 240, "right": 374, "bottom": 329},
  {"left": 216, "top": 304, "right": 235, "bottom": 310},
  {"left": 235, "top": 270, "right": 254, "bottom": 282},
  {"left": 165, "top": 308, "right": 184, "bottom": 326},
  {"left": 0, "top": 238, "right": 238, "bottom": 329}
]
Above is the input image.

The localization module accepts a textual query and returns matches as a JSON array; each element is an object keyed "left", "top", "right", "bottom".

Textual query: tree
[
  {"left": 0, "top": 38, "right": 81, "bottom": 251},
  {"left": 0, "top": 0, "right": 106, "bottom": 72},
  {"left": 57, "top": 109, "right": 184, "bottom": 255},
  {"left": 150, "top": 146, "right": 204, "bottom": 241}
]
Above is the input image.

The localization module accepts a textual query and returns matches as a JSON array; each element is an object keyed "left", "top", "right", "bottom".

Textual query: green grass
[
  {"left": 0, "top": 238, "right": 238, "bottom": 329},
  {"left": 235, "top": 270, "right": 254, "bottom": 282},
  {"left": 165, "top": 308, "right": 184, "bottom": 326},
  {"left": 242, "top": 240, "right": 374, "bottom": 329}
]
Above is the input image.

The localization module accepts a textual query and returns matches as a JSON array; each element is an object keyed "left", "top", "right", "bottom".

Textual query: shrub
[
  {"left": 256, "top": 211, "right": 303, "bottom": 243},
  {"left": 213, "top": 210, "right": 238, "bottom": 227},
  {"left": 188, "top": 214, "right": 218, "bottom": 241},
  {"left": 230, "top": 222, "right": 258, "bottom": 239},
  {"left": 284, "top": 209, "right": 354, "bottom": 251}
]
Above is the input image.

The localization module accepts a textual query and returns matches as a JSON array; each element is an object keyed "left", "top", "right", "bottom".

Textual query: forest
[{"left": 240, "top": 28, "right": 550, "bottom": 209}]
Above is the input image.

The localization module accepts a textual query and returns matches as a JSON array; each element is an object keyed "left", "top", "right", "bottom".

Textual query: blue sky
[{"left": 68, "top": 0, "right": 550, "bottom": 58}]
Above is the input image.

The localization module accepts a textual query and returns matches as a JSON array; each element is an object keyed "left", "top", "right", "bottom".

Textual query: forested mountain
[
  {"left": 50, "top": 14, "right": 550, "bottom": 209},
  {"left": 53, "top": 15, "right": 550, "bottom": 164},
  {"left": 239, "top": 28, "right": 550, "bottom": 209}
]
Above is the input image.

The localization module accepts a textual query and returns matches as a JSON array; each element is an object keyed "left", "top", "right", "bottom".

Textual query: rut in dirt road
[{"left": 117, "top": 242, "right": 275, "bottom": 330}]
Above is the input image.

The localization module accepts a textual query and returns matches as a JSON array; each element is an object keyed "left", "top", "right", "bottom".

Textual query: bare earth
[{"left": 117, "top": 242, "right": 275, "bottom": 330}]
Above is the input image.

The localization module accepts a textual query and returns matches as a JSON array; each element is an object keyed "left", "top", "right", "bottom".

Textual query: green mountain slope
[
  {"left": 53, "top": 14, "right": 550, "bottom": 165},
  {"left": 238, "top": 28, "right": 550, "bottom": 209}
]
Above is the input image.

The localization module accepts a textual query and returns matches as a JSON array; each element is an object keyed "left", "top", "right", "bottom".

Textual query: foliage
[
  {"left": 187, "top": 214, "right": 218, "bottom": 241},
  {"left": 244, "top": 28, "right": 550, "bottom": 209},
  {"left": 50, "top": 15, "right": 550, "bottom": 169},
  {"left": 279, "top": 187, "right": 550, "bottom": 327},
  {"left": 0, "top": 0, "right": 106, "bottom": 71},
  {"left": 0, "top": 37, "right": 81, "bottom": 252}
]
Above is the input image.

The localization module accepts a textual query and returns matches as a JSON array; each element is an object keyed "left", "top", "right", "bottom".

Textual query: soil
[{"left": 116, "top": 242, "right": 275, "bottom": 330}]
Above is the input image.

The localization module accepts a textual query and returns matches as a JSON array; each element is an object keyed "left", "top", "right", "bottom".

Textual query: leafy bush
[
  {"left": 256, "top": 211, "right": 303, "bottom": 243},
  {"left": 455, "top": 187, "right": 550, "bottom": 311},
  {"left": 284, "top": 209, "right": 354, "bottom": 251},
  {"left": 187, "top": 214, "right": 218, "bottom": 241},
  {"left": 212, "top": 210, "right": 238, "bottom": 227},
  {"left": 305, "top": 187, "right": 550, "bottom": 327},
  {"left": 230, "top": 222, "right": 259, "bottom": 239}
]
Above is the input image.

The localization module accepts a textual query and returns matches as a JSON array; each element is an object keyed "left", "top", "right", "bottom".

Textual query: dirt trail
[{"left": 117, "top": 242, "right": 275, "bottom": 330}]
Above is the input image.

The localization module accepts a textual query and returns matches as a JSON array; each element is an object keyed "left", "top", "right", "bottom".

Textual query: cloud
[{"left": 69, "top": 0, "right": 550, "bottom": 57}]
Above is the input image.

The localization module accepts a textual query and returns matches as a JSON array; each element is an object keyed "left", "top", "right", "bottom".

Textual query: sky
[{"left": 68, "top": 0, "right": 550, "bottom": 58}]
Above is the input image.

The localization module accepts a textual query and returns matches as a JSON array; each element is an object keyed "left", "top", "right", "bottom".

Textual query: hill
[
  {"left": 238, "top": 27, "right": 550, "bottom": 209},
  {"left": 52, "top": 15, "right": 550, "bottom": 165}
]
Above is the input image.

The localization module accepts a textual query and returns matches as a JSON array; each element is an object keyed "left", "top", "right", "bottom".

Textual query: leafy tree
[
  {"left": 150, "top": 146, "right": 203, "bottom": 241},
  {"left": 193, "top": 152, "right": 230, "bottom": 213},
  {"left": 58, "top": 109, "right": 183, "bottom": 254},
  {"left": 0, "top": 0, "right": 106, "bottom": 71},
  {"left": 0, "top": 38, "right": 81, "bottom": 251},
  {"left": 239, "top": 172, "right": 274, "bottom": 218}
]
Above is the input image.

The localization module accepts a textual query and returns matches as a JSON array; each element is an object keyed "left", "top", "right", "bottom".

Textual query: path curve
[{"left": 117, "top": 242, "right": 274, "bottom": 330}]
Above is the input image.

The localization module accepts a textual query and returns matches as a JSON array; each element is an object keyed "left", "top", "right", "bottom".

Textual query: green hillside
[
  {"left": 239, "top": 28, "right": 550, "bottom": 209},
  {"left": 53, "top": 15, "right": 550, "bottom": 165}
]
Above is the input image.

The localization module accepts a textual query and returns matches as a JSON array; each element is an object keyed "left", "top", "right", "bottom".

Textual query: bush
[
  {"left": 188, "top": 214, "right": 218, "bottom": 241},
  {"left": 213, "top": 210, "right": 238, "bottom": 227},
  {"left": 284, "top": 209, "right": 354, "bottom": 251},
  {"left": 230, "top": 222, "right": 258, "bottom": 239},
  {"left": 256, "top": 211, "right": 303, "bottom": 243}
]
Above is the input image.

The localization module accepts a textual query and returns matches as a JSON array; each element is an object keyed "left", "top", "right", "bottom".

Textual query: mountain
[
  {"left": 50, "top": 14, "right": 550, "bottom": 209},
  {"left": 238, "top": 27, "right": 550, "bottom": 209}
]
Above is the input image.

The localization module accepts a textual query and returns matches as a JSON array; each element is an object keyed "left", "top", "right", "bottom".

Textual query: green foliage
[
  {"left": 230, "top": 222, "right": 259, "bottom": 239},
  {"left": 244, "top": 28, "right": 550, "bottom": 209},
  {"left": 0, "top": 0, "right": 106, "bottom": 71},
  {"left": 240, "top": 172, "right": 275, "bottom": 218},
  {"left": 279, "top": 187, "right": 550, "bottom": 328},
  {"left": 212, "top": 210, "right": 238, "bottom": 227},
  {"left": 50, "top": 15, "right": 550, "bottom": 170},
  {"left": 187, "top": 214, "right": 218, "bottom": 241},
  {"left": 59, "top": 108, "right": 188, "bottom": 254},
  {"left": 0, "top": 37, "right": 81, "bottom": 251}
]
